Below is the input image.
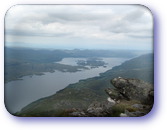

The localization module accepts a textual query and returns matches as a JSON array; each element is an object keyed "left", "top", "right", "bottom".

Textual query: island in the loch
[
  {"left": 5, "top": 48, "right": 144, "bottom": 83},
  {"left": 76, "top": 58, "right": 107, "bottom": 68}
]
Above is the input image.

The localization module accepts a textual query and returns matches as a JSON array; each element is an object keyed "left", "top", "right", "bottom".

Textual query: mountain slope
[{"left": 15, "top": 53, "right": 153, "bottom": 117}]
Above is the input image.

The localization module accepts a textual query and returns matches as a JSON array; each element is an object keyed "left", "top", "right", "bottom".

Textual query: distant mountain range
[
  {"left": 15, "top": 53, "right": 154, "bottom": 117},
  {"left": 5, "top": 47, "right": 148, "bottom": 83}
]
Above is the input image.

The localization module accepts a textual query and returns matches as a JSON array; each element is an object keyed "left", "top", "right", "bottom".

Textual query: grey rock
[
  {"left": 132, "top": 104, "right": 144, "bottom": 109},
  {"left": 125, "top": 110, "right": 146, "bottom": 117},
  {"left": 104, "top": 77, "right": 154, "bottom": 117},
  {"left": 68, "top": 77, "right": 154, "bottom": 117},
  {"left": 105, "top": 88, "right": 124, "bottom": 101},
  {"left": 120, "top": 113, "right": 128, "bottom": 117},
  {"left": 109, "top": 77, "right": 154, "bottom": 105},
  {"left": 70, "top": 111, "right": 86, "bottom": 117}
]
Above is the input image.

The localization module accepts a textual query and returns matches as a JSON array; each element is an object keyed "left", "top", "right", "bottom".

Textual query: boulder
[{"left": 109, "top": 77, "right": 154, "bottom": 105}]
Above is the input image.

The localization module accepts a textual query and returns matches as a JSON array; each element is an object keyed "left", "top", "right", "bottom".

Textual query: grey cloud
[
  {"left": 100, "top": 9, "right": 152, "bottom": 39},
  {"left": 15, "top": 7, "right": 108, "bottom": 25},
  {"left": 6, "top": 29, "right": 72, "bottom": 37},
  {"left": 100, "top": 19, "right": 130, "bottom": 34},
  {"left": 5, "top": 5, "right": 153, "bottom": 41},
  {"left": 36, "top": 12, "right": 109, "bottom": 25},
  {"left": 49, "top": 13, "right": 99, "bottom": 21},
  {"left": 127, "top": 34, "right": 152, "bottom": 39},
  {"left": 123, "top": 9, "right": 145, "bottom": 22}
]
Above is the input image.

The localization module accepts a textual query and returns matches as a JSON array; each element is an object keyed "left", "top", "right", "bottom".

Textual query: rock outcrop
[
  {"left": 69, "top": 101, "right": 115, "bottom": 117},
  {"left": 105, "top": 77, "right": 154, "bottom": 117},
  {"left": 68, "top": 77, "right": 154, "bottom": 117},
  {"left": 108, "top": 77, "right": 154, "bottom": 105}
]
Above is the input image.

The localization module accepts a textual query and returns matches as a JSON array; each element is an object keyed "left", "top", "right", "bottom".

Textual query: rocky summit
[
  {"left": 105, "top": 77, "right": 154, "bottom": 117},
  {"left": 68, "top": 77, "right": 154, "bottom": 117},
  {"left": 109, "top": 77, "right": 154, "bottom": 105}
]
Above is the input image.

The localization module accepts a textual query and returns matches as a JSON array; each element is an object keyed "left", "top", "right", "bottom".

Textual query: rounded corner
[
  {"left": 140, "top": 103, "right": 155, "bottom": 118},
  {"left": 4, "top": 4, "right": 20, "bottom": 20},
  {"left": 4, "top": 100, "right": 21, "bottom": 117},
  {"left": 137, "top": 4, "right": 154, "bottom": 21}
]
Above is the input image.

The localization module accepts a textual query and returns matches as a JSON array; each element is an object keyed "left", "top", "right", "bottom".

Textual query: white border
[{"left": 0, "top": 0, "right": 166, "bottom": 130}]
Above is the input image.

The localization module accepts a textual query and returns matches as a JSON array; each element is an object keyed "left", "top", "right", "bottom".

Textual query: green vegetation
[{"left": 110, "top": 100, "right": 140, "bottom": 117}]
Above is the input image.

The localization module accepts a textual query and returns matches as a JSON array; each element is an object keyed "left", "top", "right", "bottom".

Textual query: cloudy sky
[{"left": 5, "top": 5, "right": 153, "bottom": 50}]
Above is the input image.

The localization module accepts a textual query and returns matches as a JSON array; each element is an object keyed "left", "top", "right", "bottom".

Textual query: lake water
[{"left": 5, "top": 57, "right": 128, "bottom": 114}]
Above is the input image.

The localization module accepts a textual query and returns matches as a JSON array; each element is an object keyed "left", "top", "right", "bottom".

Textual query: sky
[{"left": 5, "top": 5, "right": 153, "bottom": 50}]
